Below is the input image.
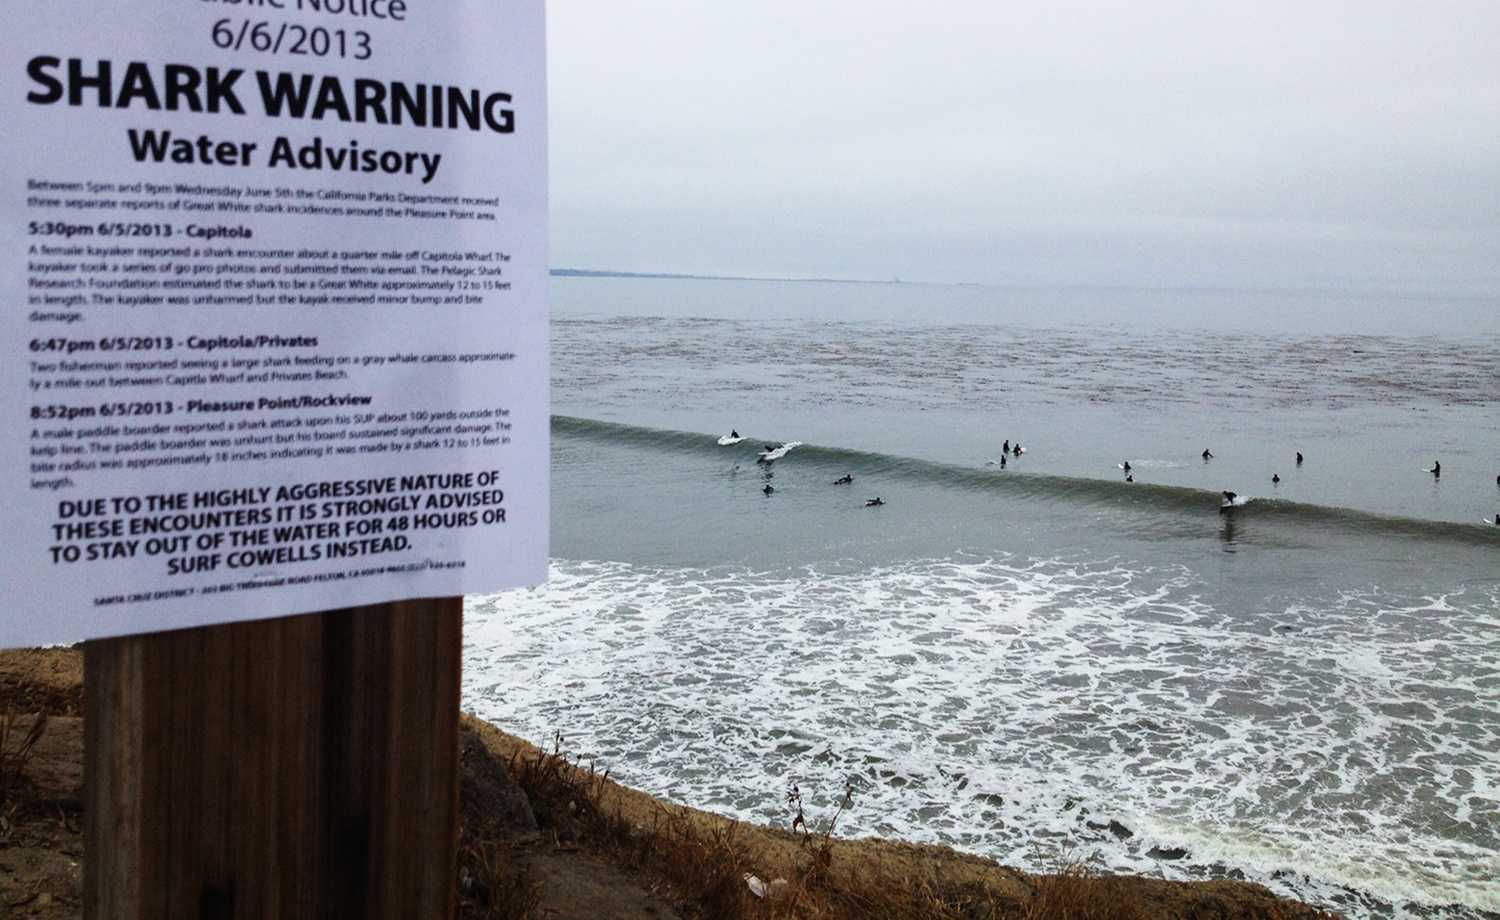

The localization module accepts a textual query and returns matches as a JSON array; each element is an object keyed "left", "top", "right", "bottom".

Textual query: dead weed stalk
[
  {"left": 459, "top": 839, "right": 542, "bottom": 920},
  {"left": 1025, "top": 860, "right": 1142, "bottom": 920},
  {"left": 0, "top": 710, "right": 47, "bottom": 814}
]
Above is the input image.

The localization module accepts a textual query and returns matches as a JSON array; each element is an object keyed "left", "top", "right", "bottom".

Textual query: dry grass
[
  {"left": 475, "top": 724, "right": 1346, "bottom": 920},
  {"left": 1025, "top": 862, "right": 1142, "bottom": 920},
  {"left": 459, "top": 839, "right": 543, "bottom": 920},
  {"left": 0, "top": 710, "right": 48, "bottom": 817},
  {"left": 503, "top": 734, "right": 759, "bottom": 917},
  {"left": 495, "top": 736, "right": 1092, "bottom": 920}
]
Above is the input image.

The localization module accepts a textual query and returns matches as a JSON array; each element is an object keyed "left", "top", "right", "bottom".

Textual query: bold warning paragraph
[{"left": 49, "top": 470, "right": 507, "bottom": 588}]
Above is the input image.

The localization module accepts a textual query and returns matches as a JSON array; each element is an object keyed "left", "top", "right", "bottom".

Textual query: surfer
[
  {"left": 833, "top": 474, "right": 853, "bottom": 485},
  {"left": 1202, "top": 448, "right": 1214, "bottom": 460},
  {"left": 1003, "top": 440, "right": 1010, "bottom": 454},
  {"left": 1296, "top": 451, "right": 1304, "bottom": 466},
  {"left": 763, "top": 483, "right": 775, "bottom": 495},
  {"left": 731, "top": 429, "right": 739, "bottom": 438},
  {"left": 1013, "top": 442, "right": 1023, "bottom": 456},
  {"left": 1121, "top": 461, "right": 1132, "bottom": 474},
  {"left": 1272, "top": 474, "right": 1280, "bottom": 485},
  {"left": 1430, "top": 460, "right": 1441, "bottom": 478},
  {"left": 865, "top": 497, "right": 884, "bottom": 507},
  {"left": 1219, "top": 490, "right": 1238, "bottom": 514},
  {"left": 1126, "top": 473, "right": 1134, "bottom": 483},
  {"left": 1000, "top": 454, "right": 1007, "bottom": 469}
]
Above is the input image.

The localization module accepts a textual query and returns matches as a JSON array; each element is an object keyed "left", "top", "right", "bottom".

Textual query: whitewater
[{"left": 463, "top": 277, "right": 1500, "bottom": 918}]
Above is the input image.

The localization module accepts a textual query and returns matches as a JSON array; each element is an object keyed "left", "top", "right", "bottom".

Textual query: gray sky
[{"left": 549, "top": 1, "right": 1500, "bottom": 293}]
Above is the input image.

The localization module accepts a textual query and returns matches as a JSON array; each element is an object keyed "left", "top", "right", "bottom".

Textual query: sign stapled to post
[{"left": 2, "top": 0, "right": 549, "bottom": 646}]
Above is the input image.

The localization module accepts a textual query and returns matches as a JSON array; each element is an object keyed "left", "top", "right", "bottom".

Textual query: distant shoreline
[
  {"left": 549, "top": 269, "right": 1497, "bottom": 301},
  {"left": 550, "top": 267, "right": 965, "bottom": 287}
]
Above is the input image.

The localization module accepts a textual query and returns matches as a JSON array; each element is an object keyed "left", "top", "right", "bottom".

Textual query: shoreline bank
[{"left": 2, "top": 646, "right": 1342, "bottom": 918}]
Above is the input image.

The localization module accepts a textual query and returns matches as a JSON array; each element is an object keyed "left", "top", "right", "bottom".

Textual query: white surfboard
[{"left": 758, "top": 441, "right": 803, "bottom": 462}]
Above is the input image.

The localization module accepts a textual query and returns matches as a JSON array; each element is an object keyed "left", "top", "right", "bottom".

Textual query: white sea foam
[{"left": 464, "top": 557, "right": 1500, "bottom": 918}]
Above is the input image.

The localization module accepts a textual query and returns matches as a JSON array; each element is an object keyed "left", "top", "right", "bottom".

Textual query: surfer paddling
[
  {"left": 865, "top": 497, "right": 885, "bottom": 507},
  {"left": 833, "top": 474, "right": 853, "bottom": 485}
]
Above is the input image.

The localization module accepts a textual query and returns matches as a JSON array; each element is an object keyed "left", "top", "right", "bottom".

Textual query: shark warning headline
[{"left": 24, "top": 57, "right": 519, "bottom": 184}]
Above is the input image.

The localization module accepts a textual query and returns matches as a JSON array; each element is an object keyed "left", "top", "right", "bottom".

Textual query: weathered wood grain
[{"left": 84, "top": 599, "right": 462, "bottom": 919}]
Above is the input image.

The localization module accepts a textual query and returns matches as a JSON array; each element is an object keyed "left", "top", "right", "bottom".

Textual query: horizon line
[{"left": 548, "top": 268, "right": 1498, "bottom": 302}]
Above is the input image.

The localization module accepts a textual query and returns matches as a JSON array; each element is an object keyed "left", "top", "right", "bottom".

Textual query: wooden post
[{"left": 83, "top": 598, "right": 463, "bottom": 920}]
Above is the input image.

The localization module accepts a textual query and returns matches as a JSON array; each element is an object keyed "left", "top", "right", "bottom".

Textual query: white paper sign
[{"left": 1, "top": 1, "right": 548, "bottom": 646}]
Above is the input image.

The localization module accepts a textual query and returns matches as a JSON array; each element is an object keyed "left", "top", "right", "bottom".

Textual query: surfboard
[{"left": 758, "top": 441, "right": 803, "bottom": 462}]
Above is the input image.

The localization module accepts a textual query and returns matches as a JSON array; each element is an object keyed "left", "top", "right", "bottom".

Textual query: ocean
[{"left": 464, "top": 277, "right": 1500, "bottom": 918}]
